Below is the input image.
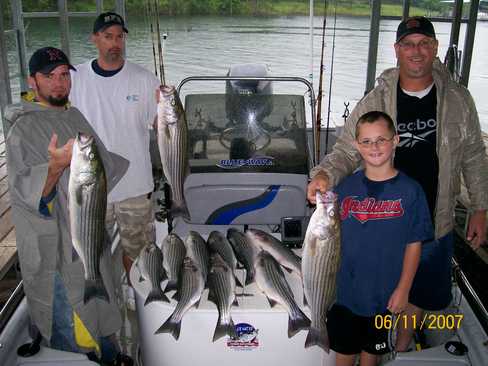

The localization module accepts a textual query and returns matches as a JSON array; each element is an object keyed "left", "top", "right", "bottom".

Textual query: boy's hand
[
  {"left": 307, "top": 172, "right": 329, "bottom": 204},
  {"left": 387, "top": 287, "right": 409, "bottom": 314}
]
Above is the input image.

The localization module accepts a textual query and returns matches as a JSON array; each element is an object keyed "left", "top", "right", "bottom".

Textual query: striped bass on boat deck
[{"left": 254, "top": 251, "right": 310, "bottom": 338}]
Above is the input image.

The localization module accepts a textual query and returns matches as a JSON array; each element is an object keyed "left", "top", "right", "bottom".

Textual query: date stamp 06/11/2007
[{"left": 374, "top": 313, "right": 464, "bottom": 330}]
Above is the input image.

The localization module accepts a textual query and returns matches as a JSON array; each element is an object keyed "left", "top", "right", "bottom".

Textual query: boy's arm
[{"left": 387, "top": 242, "right": 421, "bottom": 314}]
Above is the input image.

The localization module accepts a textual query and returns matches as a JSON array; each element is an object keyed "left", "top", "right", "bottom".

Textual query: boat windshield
[{"left": 184, "top": 94, "right": 309, "bottom": 174}]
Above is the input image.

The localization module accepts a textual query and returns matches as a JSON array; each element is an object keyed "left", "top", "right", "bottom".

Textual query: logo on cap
[
  {"left": 46, "top": 48, "right": 64, "bottom": 62},
  {"left": 406, "top": 18, "right": 421, "bottom": 29},
  {"left": 104, "top": 14, "right": 122, "bottom": 23}
]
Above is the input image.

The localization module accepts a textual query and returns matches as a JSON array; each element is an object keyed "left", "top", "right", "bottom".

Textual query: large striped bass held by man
[
  {"left": 302, "top": 191, "right": 341, "bottom": 352},
  {"left": 157, "top": 85, "right": 190, "bottom": 220},
  {"left": 68, "top": 132, "right": 109, "bottom": 304}
]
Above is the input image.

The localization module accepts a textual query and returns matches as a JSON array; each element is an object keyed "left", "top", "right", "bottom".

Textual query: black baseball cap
[
  {"left": 93, "top": 12, "right": 128, "bottom": 34},
  {"left": 396, "top": 16, "right": 436, "bottom": 43},
  {"left": 29, "top": 47, "right": 76, "bottom": 76}
]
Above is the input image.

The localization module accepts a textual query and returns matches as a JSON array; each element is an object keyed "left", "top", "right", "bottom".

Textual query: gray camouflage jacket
[
  {"left": 311, "top": 58, "right": 488, "bottom": 239},
  {"left": 4, "top": 101, "right": 129, "bottom": 342}
]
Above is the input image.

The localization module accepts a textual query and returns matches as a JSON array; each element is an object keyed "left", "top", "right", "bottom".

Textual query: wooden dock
[{"left": 0, "top": 136, "right": 16, "bottom": 283}]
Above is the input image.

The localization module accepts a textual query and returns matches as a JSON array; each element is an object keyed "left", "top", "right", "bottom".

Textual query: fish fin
[
  {"left": 283, "top": 266, "right": 293, "bottom": 274},
  {"left": 266, "top": 297, "right": 278, "bottom": 308},
  {"left": 155, "top": 316, "right": 181, "bottom": 340},
  {"left": 164, "top": 280, "right": 178, "bottom": 293},
  {"left": 287, "top": 311, "right": 311, "bottom": 338},
  {"left": 75, "top": 185, "right": 83, "bottom": 206},
  {"left": 144, "top": 288, "right": 170, "bottom": 306},
  {"left": 84, "top": 279, "right": 109, "bottom": 304},
  {"left": 172, "top": 291, "right": 181, "bottom": 302},
  {"left": 139, "top": 276, "right": 145, "bottom": 283},
  {"left": 170, "top": 203, "right": 191, "bottom": 221},
  {"left": 213, "top": 317, "right": 237, "bottom": 342},
  {"left": 303, "top": 294, "right": 308, "bottom": 307},
  {"left": 207, "top": 290, "right": 216, "bottom": 305},
  {"left": 194, "top": 299, "right": 201, "bottom": 309},
  {"left": 232, "top": 298, "right": 239, "bottom": 307},
  {"left": 235, "top": 276, "right": 243, "bottom": 288},
  {"left": 304, "top": 327, "right": 330, "bottom": 353},
  {"left": 160, "top": 269, "right": 168, "bottom": 283}
]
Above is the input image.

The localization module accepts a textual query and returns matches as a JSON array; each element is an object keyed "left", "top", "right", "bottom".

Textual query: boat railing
[{"left": 0, "top": 280, "right": 23, "bottom": 334}]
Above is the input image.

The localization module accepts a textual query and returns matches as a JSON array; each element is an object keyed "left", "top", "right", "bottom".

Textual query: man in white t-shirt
[{"left": 70, "top": 12, "right": 160, "bottom": 287}]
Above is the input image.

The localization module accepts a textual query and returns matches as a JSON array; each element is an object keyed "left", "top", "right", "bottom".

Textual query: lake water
[{"left": 3, "top": 15, "right": 488, "bottom": 131}]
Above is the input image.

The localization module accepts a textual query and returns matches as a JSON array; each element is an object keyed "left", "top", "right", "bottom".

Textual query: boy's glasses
[{"left": 357, "top": 136, "right": 395, "bottom": 148}]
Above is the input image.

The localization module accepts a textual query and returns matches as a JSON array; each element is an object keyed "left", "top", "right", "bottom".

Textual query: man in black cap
[
  {"left": 70, "top": 12, "right": 159, "bottom": 306},
  {"left": 307, "top": 16, "right": 488, "bottom": 355},
  {"left": 4, "top": 47, "right": 132, "bottom": 365}
]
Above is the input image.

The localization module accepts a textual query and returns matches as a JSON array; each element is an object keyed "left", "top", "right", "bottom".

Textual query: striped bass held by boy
[
  {"left": 68, "top": 132, "right": 109, "bottom": 304},
  {"left": 302, "top": 191, "right": 341, "bottom": 352},
  {"left": 157, "top": 85, "right": 190, "bottom": 220}
]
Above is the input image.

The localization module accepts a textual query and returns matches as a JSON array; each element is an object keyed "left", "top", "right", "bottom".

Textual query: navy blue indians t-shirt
[{"left": 334, "top": 170, "right": 433, "bottom": 317}]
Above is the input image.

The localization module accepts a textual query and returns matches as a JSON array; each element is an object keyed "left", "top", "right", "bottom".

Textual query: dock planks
[{"left": 0, "top": 136, "right": 16, "bottom": 282}]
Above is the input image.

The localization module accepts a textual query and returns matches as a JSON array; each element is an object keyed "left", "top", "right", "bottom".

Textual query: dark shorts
[
  {"left": 327, "top": 304, "right": 392, "bottom": 355},
  {"left": 409, "top": 232, "right": 453, "bottom": 311}
]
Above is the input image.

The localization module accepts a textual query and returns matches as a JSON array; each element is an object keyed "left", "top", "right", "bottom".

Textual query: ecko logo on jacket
[{"left": 340, "top": 196, "right": 404, "bottom": 223}]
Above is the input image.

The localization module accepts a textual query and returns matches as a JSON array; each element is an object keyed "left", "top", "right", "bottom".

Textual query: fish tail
[
  {"left": 144, "top": 288, "right": 170, "bottom": 306},
  {"left": 288, "top": 310, "right": 311, "bottom": 338},
  {"left": 304, "top": 326, "right": 330, "bottom": 353},
  {"left": 170, "top": 202, "right": 190, "bottom": 220},
  {"left": 212, "top": 317, "right": 237, "bottom": 342},
  {"left": 155, "top": 316, "right": 181, "bottom": 340},
  {"left": 84, "top": 278, "right": 109, "bottom": 304}
]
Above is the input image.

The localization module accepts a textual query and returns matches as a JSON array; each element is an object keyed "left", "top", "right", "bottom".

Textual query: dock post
[
  {"left": 365, "top": 0, "right": 381, "bottom": 95},
  {"left": 58, "top": 0, "right": 70, "bottom": 58},
  {"left": 10, "top": 0, "right": 28, "bottom": 93},
  {"left": 0, "top": 5, "right": 13, "bottom": 124},
  {"left": 460, "top": 0, "right": 480, "bottom": 87}
]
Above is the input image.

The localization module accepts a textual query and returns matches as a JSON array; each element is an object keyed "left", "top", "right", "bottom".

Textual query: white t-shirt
[{"left": 70, "top": 60, "right": 159, "bottom": 203}]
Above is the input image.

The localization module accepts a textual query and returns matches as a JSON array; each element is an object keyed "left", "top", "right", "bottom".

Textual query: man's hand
[
  {"left": 307, "top": 171, "right": 329, "bottom": 204},
  {"left": 466, "top": 209, "right": 487, "bottom": 249},
  {"left": 42, "top": 134, "right": 74, "bottom": 197},
  {"left": 47, "top": 133, "right": 74, "bottom": 173}
]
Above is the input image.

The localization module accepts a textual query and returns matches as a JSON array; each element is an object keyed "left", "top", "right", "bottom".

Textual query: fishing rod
[
  {"left": 144, "top": 0, "right": 158, "bottom": 76},
  {"left": 325, "top": 0, "right": 337, "bottom": 155},
  {"left": 154, "top": 0, "right": 166, "bottom": 85},
  {"left": 315, "top": 0, "right": 327, "bottom": 161}
]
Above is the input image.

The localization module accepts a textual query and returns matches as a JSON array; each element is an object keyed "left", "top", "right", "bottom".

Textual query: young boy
[{"left": 327, "top": 111, "right": 433, "bottom": 366}]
